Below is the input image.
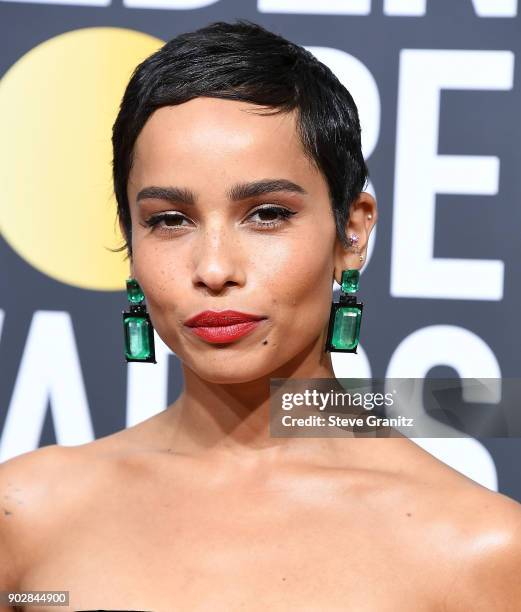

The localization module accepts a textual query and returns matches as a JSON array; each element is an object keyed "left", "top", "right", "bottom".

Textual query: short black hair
[{"left": 111, "top": 19, "right": 369, "bottom": 260}]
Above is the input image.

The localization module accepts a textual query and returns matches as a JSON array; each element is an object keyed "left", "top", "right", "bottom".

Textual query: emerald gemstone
[
  {"left": 341, "top": 269, "right": 359, "bottom": 294},
  {"left": 124, "top": 316, "right": 151, "bottom": 360},
  {"left": 126, "top": 278, "right": 144, "bottom": 304},
  {"left": 332, "top": 306, "right": 361, "bottom": 350}
]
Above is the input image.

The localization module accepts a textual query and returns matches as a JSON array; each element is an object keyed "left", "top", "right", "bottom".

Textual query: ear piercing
[
  {"left": 349, "top": 213, "right": 373, "bottom": 258},
  {"left": 348, "top": 232, "right": 365, "bottom": 262},
  {"left": 348, "top": 232, "right": 359, "bottom": 247}
]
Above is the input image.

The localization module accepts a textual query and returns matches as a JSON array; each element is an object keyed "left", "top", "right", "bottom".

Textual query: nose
[{"left": 191, "top": 222, "right": 245, "bottom": 294}]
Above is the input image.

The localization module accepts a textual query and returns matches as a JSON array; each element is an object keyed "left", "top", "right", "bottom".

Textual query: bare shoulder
[
  {"left": 439, "top": 481, "right": 521, "bottom": 611},
  {"left": 431, "top": 482, "right": 521, "bottom": 612},
  {"left": 0, "top": 433, "right": 137, "bottom": 588},
  {"left": 389, "top": 438, "right": 521, "bottom": 610},
  {"left": 0, "top": 445, "right": 76, "bottom": 588},
  {"left": 0, "top": 437, "right": 122, "bottom": 511},
  {"left": 397, "top": 435, "right": 521, "bottom": 532}
]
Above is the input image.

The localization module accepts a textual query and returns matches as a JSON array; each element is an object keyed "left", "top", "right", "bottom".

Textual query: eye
[
  {"left": 246, "top": 205, "right": 297, "bottom": 229},
  {"left": 142, "top": 212, "right": 192, "bottom": 233}
]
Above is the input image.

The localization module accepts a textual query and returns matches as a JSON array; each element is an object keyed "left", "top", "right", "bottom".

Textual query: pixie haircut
[{"left": 111, "top": 19, "right": 369, "bottom": 260}]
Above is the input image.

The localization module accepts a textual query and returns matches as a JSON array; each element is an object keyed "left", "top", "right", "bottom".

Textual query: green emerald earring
[
  {"left": 122, "top": 277, "right": 157, "bottom": 363},
  {"left": 324, "top": 268, "right": 364, "bottom": 353}
]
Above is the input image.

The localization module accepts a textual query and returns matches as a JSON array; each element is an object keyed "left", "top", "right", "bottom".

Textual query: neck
[{"left": 161, "top": 330, "right": 349, "bottom": 464}]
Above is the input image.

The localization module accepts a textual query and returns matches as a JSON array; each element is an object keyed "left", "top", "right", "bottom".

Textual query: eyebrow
[{"left": 136, "top": 178, "right": 308, "bottom": 205}]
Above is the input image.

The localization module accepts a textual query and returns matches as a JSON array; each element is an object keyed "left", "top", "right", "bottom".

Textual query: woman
[{"left": 1, "top": 19, "right": 520, "bottom": 612}]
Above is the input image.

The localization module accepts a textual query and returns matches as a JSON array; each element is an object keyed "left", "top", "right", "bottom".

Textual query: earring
[
  {"left": 325, "top": 269, "right": 364, "bottom": 353},
  {"left": 325, "top": 232, "right": 364, "bottom": 353},
  {"left": 122, "top": 277, "right": 157, "bottom": 363}
]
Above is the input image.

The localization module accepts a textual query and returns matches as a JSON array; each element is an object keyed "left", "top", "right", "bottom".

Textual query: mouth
[{"left": 184, "top": 310, "right": 268, "bottom": 344}]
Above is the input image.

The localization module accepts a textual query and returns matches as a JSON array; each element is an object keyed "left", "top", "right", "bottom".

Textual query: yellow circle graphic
[{"left": 0, "top": 28, "right": 164, "bottom": 290}]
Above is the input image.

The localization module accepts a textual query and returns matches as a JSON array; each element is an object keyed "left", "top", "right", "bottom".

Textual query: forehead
[{"left": 129, "top": 97, "right": 320, "bottom": 192}]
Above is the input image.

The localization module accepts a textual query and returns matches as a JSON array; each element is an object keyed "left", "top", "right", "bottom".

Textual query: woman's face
[{"left": 126, "top": 97, "right": 341, "bottom": 383}]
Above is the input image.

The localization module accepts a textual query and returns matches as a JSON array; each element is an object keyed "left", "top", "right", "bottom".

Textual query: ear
[{"left": 333, "top": 191, "right": 377, "bottom": 285}]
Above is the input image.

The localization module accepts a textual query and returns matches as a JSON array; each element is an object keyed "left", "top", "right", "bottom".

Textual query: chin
[
  {"left": 184, "top": 355, "right": 280, "bottom": 385},
  {"left": 194, "top": 370, "right": 270, "bottom": 385}
]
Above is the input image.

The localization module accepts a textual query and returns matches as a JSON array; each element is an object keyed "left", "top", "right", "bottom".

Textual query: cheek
[{"left": 260, "top": 236, "right": 334, "bottom": 324}]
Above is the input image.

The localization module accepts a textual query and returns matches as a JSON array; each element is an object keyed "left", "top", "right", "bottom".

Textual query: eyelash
[{"left": 141, "top": 205, "right": 297, "bottom": 235}]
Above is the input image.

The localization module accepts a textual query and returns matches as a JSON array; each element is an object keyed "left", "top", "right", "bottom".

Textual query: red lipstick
[{"left": 184, "top": 310, "right": 267, "bottom": 344}]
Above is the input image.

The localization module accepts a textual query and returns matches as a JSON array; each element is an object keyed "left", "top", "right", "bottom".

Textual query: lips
[
  {"left": 184, "top": 310, "right": 267, "bottom": 327},
  {"left": 184, "top": 310, "right": 267, "bottom": 344}
]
